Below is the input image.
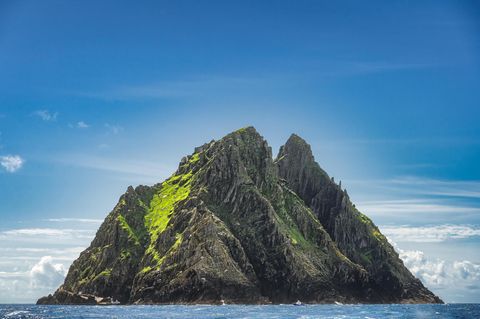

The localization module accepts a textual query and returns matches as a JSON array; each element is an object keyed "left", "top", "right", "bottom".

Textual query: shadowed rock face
[
  {"left": 37, "top": 127, "right": 442, "bottom": 305},
  {"left": 277, "top": 134, "right": 442, "bottom": 304}
]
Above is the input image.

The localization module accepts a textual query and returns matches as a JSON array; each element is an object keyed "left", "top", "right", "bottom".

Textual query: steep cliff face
[
  {"left": 37, "top": 127, "right": 442, "bottom": 305},
  {"left": 276, "top": 134, "right": 442, "bottom": 303}
]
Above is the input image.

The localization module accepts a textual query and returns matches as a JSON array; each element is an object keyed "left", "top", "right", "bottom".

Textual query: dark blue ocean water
[{"left": 1, "top": 304, "right": 479, "bottom": 319}]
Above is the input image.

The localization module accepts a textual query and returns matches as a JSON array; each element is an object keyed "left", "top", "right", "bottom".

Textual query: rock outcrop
[
  {"left": 37, "top": 127, "right": 442, "bottom": 305},
  {"left": 277, "top": 134, "right": 442, "bottom": 303}
]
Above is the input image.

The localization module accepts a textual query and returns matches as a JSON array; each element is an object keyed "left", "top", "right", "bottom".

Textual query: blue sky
[{"left": 0, "top": 0, "right": 479, "bottom": 303}]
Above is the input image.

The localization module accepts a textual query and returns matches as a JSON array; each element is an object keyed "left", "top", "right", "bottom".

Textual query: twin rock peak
[{"left": 38, "top": 126, "right": 442, "bottom": 305}]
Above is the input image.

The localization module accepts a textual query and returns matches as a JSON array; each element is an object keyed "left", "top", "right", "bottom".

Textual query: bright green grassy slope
[{"left": 142, "top": 151, "right": 203, "bottom": 269}]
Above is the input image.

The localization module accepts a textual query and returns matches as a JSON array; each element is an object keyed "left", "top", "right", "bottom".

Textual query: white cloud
[
  {"left": 400, "top": 249, "right": 447, "bottom": 286},
  {"left": 381, "top": 224, "right": 480, "bottom": 242},
  {"left": 6, "top": 246, "right": 84, "bottom": 255},
  {"left": 399, "top": 249, "right": 480, "bottom": 289},
  {"left": 0, "top": 228, "right": 96, "bottom": 243},
  {"left": 386, "top": 238, "right": 480, "bottom": 297},
  {"left": 0, "top": 271, "right": 28, "bottom": 279},
  {"left": 77, "top": 121, "right": 90, "bottom": 128},
  {"left": 104, "top": 123, "right": 123, "bottom": 134},
  {"left": 357, "top": 199, "right": 478, "bottom": 215},
  {"left": 0, "top": 225, "right": 96, "bottom": 303},
  {"left": 30, "top": 256, "right": 66, "bottom": 288},
  {"left": 46, "top": 218, "right": 103, "bottom": 223},
  {"left": 390, "top": 177, "right": 480, "bottom": 199},
  {"left": 347, "top": 177, "right": 480, "bottom": 225},
  {"left": 2, "top": 228, "right": 70, "bottom": 237},
  {"left": 453, "top": 260, "right": 480, "bottom": 281},
  {"left": 347, "top": 177, "right": 480, "bottom": 200},
  {"left": 0, "top": 155, "right": 24, "bottom": 172},
  {"left": 0, "top": 247, "right": 85, "bottom": 265},
  {"left": 32, "top": 110, "right": 58, "bottom": 122},
  {"left": 0, "top": 256, "right": 69, "bottom": 303}
]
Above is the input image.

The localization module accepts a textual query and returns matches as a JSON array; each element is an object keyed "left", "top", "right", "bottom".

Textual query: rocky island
[{"left": 37, "top": 127, "right": 442, "bottom": 305}]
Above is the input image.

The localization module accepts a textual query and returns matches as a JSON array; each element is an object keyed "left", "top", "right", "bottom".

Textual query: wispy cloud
[
  {"left": 349, "top": 61, "right": 431, "bottom": 73},
  {"left": 74, "top": 75, "right": 271, "bottom": 101},
  {"left": 45, "top": 218, "right": 102, "bottom": 224},
  {"left": 76, "top": 121, "right": 90, "bottom": 129},
  {"left": 337, "top": 137, "right": 480, "bottom": 147},
  {"left": 323, "top": 61, "right": 433, "bottom": 77},
  {"left": 0, "top": 247, "right": 84, "bottom": 255},
  {"left": 389, "top": 177, "right": 480, "bottom": 199},
  {"left": 2, "top": 228, "right": 69, "bottom": 237},
  {"left": 0, "top": 155, "right": 24, "bottom": 173},
  {"left": 0, "top": 228, "right": 95, "bottom": 242},
  {"left": 53, "top": 153, "right": 171, "bottom": 181},
  {"left": 68, "top": 60, "right": 434, "bottom": 102},
  {"left": 104, "top": 123, "right": 123, "bottom": 135},
  {"left": 97, "top": 143, "right": 109, "bottom": 150},
  {"left": 357, "top": 199, "right": 479, "bottom": 215},
  {"left": 32, "top": 110, "right": 58, "bottom": 122},
  {"left": 290, "top": 59, "right": 436, "bottom": 80},
  {"left": 381, "top": 224, "right": 480, "bottom": 243},
  {"left": 347, "top": 176, "right": 480, "bottom": 223}
]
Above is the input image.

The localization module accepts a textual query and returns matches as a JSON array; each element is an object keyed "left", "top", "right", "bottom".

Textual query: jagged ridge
[{"left": 37, "top": 127, "right": 442, "bottom": 305}]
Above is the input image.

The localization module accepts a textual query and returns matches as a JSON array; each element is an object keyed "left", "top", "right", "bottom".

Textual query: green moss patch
[
  {"left": 117, "top": 214, "right": 141, "bottom": 245},
  {"left": 356, "top": 211, "right": 387, "bottom": 242},
  {"left": 358, "top": 212, "right": 373, "bottom": 225},
  {"left": 273, "top": 190, "right": 316, "bottom": 250},
  {"left": 120, "top": 250, "right": 131, "bottom": 260},
  {"left": 189, "top": 152, "right": 200, "bottom": 164},
  {"left": 140, "top": 266, "right": 152, "bottom": 274},
  {"left": 172, "top": 232, "right": 183, "bottom": 250},
  {"left": 144, "top": 171, "right": 192, "bottom": 266},
  {"left": 93, "top": 268, "right": 112, "bottom": 281},
  {"left": 360, "top": 250, "right": 373, "bottom": 264}
]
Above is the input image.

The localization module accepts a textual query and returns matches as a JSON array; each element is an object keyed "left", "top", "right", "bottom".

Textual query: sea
[{"left": 1, "top": 304, "right": 479, "bottom": 319}]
